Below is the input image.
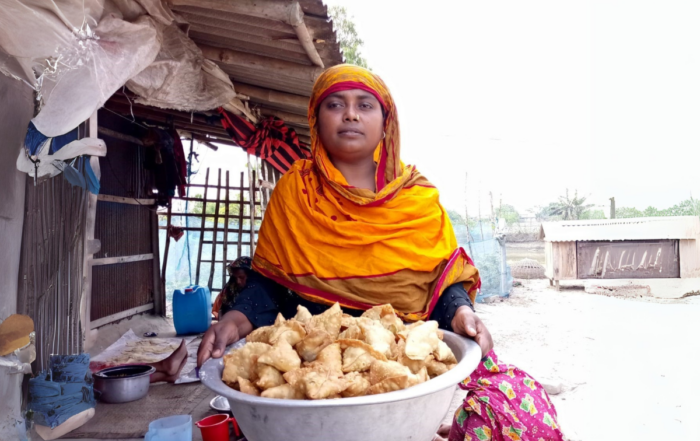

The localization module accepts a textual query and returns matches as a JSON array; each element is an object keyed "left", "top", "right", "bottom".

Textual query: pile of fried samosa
[{"left": 222, "top": 303, "right": 458, "bottom": 400}]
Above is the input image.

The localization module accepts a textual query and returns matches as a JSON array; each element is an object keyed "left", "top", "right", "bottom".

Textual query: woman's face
[
  {"left": 232, "top": 269, "right": 247, "bottom": 290},
  {"left": 317, "top": 89, "right": 384, "bottom": 164}
]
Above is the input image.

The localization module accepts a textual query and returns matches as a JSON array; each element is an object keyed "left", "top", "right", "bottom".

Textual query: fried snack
[
  {"left": 380, "top": 314, "right": 406, "bottom": 335},
  {"left": 238, "top": 377, "right": 261, "bottom": 396},
  {"left": 257, "top": 339, "right": 301, "bottom": 373},
  {"left": 395, "top": 339, "right": 430, "bottom": 374},
  {"left": 338, "top": 323, "right": 363, "bottom": 340},
  {"left": 361, "top": 304, "right": 396, "bottom": 321},
  {"left": 367, "top": 375, "right": 410, "bottom": 395},
  {"left": 283, "top": 366, "right": 323, "bottom": 388},
  {"left": 300, "top": 370, "right": 348, "bottom": 399},
  {"left": 223, "top": 302, "right": 457, "bottom": 400},
  {"left": 295, "top": 329, "right": 333, "bottom": 362},
  {"left": 342, "top": 371, "right": 371, "bottom": 397},
  {"left": 369, "top": 360, "right": 412, "bottom": 385},
  {"left": 222, "top": 342, "right": 271, "bottom": 386},
  {"left": 357, "top": 318, "right": 395, "bottom": 357},
  {"left": 426, "top": 359, "right": 449, "bottom": 377},
  {"left": 255, "top": 364, "right": 285, "bottom": 390},
  {"left": 313, "top": 343, "right": 343, "bottom": 377},
  {"left": 246, "top": 326, "right": 274, "bottom": 344},
  {"left": 341, "top": 314, "right": 356, "bottom": 329},
  {"left": 434, "top": 340, "right": 458, "bottom": 364},
  {"left": 294, "top": 305, "right": 313, "bottom": 324},
  {"left": 261, "top": 383, "right": 305, "bottom": 400},
  {"left": 306, "top": 302, "right": 343, "bottom": 339},
  {"left": 269, "top": 319, "right": 307, "bottom": 346},
  {"left": 405, "top": 321, "right": 441, "bottom": 361},
  {"left": 338, "top": 339, "right": 388, "bottom": 373}
]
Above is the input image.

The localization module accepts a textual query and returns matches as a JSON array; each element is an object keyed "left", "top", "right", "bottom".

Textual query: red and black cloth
[{"left": 218, "top": 108, "right": 310, "bottom": 174}]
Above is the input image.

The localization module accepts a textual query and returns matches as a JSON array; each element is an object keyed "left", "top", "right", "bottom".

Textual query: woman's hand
[
  {"left": 451, "top": 306, "right": 494, "bottom": 357},
  {"left": 197, "top": 311, "right": 252, "bottom": 367}
]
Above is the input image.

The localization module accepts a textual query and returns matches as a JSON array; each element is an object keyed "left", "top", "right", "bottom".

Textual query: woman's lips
[{"left": 338, "top": 130, "right": 363, "bottom": 137}]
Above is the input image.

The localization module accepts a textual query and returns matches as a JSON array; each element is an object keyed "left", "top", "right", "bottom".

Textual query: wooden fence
[{"left": 161, "top": 160, "right": 281, "bottom": 293}]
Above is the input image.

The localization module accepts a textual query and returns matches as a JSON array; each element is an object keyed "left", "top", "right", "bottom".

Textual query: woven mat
[{"left": 66, "top": 382, "right": 215, "bottom": 439}]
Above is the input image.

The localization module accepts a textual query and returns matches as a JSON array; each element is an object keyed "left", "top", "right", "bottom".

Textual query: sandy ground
[
  {"left": 506, "top": 241, "right": 546, "bottom": 266},
  {"left": 473, "top": 279, "right": 700, "bottom": 441}
]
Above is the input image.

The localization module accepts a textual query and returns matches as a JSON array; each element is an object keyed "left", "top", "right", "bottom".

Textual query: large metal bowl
[
  {"left": 94, "top": 365, "right": 155, "bottom": 403},
  {"left": 200, "top": 331, "right": 481, "bottom": 441}
]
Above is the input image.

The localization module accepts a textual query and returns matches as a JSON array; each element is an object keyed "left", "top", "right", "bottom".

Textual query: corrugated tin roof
[
  {"left": 105, "top": 0, "right": 343, "bottom": 147},
  {"left": 539, "top": 216, "right": 700, "bottom": 242}
]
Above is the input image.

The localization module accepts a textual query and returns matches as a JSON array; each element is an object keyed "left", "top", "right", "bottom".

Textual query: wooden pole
[
  {"left": 198, "top": 44, "right": 323, "bottom": 82},
  {"left": 233, "top": 82, "right": 309, "bottom": 112},
  {"left": 223, "top": 170, "right": 230, "bottom": 289},
  {"left": 489, "top": 191, "right": 496, "bottom": 232},
  {"left": 237, "top": 172, "right": 245, "bottom": 258},
  {"left": 247, "top": 155, "right": 256, "bottom": 254},
  {"left": 208, "top": 169, "right": 222, "bottom": 291},
  {"left": 160, "top": 203, "right": 172, "bottom": 283},
  {"left": 478, "top": 183, "right": 484, "bottom": 241},
  {"left": 260, "top": 108, "right": 310, "bottom": 126},
  {"left": 195, "top": 168, "right": 210, "bottom": 286}
]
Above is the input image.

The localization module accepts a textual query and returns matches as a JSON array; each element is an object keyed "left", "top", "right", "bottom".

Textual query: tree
[
  {"left": 329, "top": 6, "right": 369, "bottom": 68},
  {"left": 616, "top": 197, "right": 700, "bottom": 219},
  {"left": 547, "top": 189, "right": 594, "bottom": 220},
  {"left": 616, "top": 207, "right": 644, "bottom": 218},
  {"left": 447, "top": 209, "right": 465, "bottom": 227},
  {"left": 495, "top": 204, "right": 520, "bottom": 225},
  {"left": 580, "top": 209, "right": 606, "bottom": 220}
]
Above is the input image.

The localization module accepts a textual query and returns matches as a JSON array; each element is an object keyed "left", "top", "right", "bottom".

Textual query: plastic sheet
[
  {"left": 454, "top": 222, "right": 513, "bottom": 301},
  {"left": 127, "top": 22, "right": 238, "bottom": 112}
]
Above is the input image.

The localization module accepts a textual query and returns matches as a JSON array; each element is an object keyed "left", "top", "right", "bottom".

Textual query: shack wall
[
  {"left": 545, "top": 241, "right": 577, "bottom": 280},
  {"left": 680, "top": 239, "right": 700, "bottom": 278}
]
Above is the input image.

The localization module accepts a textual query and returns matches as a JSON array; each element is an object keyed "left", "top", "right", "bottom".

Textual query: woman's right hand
[
  {"left": 197, "top": 310, "right": 254, "bottom": 367},
  {"left": 197, "top": 319, "right": 240, "bottom": 368}
]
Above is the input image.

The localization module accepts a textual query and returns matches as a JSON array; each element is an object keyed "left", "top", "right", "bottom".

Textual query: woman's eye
[
  {"left": 327, "top": 101, "right": 343, "bottom": 109},
  {"left": 359, "top": 102, "right": 374, "bottom": 110}
]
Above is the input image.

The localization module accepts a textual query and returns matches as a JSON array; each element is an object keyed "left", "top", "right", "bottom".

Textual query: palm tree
[{"left": 549, "top": 189, "right": 594, "bottom": 220}]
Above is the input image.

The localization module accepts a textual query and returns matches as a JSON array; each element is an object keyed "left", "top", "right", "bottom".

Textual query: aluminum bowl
[
  {"left": 94, "top": 364, "right": 155, "bottom": 403},
  {"left": 200, "top": 331, "right": 481, "bottom": 441}
]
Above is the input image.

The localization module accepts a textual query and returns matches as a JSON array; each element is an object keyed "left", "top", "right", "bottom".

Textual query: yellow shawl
[{"left": 253, "top": 65, "right": 479, "bottom": 321}]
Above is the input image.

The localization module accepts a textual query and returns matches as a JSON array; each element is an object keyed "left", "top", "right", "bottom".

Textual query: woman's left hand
[{"left": 451, "top": 306, "right": 493, "bottom": 357}]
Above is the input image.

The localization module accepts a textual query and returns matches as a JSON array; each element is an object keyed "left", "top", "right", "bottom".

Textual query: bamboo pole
[
  {"left": 237, "top": 172, "right": 245, "bottom": 258},
  {"left": 195, "top": 168, "right": 210, "bottom": 285},
  {"left": 223, "top": 171, "right": 231, "bottom": 289},
  {"left": 208, "top": 169, "right": 222, "bottom": 291}
]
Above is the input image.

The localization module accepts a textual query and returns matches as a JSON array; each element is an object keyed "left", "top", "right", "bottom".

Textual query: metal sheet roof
[{"left": 539, "top": 216, "right": 700, "bottom": 242}]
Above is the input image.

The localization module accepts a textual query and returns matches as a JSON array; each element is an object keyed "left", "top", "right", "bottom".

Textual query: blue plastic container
[{"left": 172, "top": 285, "right": 212, "bottom": 335}]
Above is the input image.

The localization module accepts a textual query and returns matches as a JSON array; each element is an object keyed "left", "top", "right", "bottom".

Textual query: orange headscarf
[{"left": 253, "top": 65, "right": 479, "bottom": 321}]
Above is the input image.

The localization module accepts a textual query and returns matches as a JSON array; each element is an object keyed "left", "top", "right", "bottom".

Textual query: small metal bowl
[{"left": 94, "top": 365, "right": 155, "bottom": 403}]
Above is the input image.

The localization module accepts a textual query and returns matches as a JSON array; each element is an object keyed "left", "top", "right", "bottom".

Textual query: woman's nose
[{"left": 343, "top": 109, "right": 359, "bottom": 122}]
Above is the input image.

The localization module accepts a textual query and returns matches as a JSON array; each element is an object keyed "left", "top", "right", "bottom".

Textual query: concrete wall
[{"left": 0, "top": 74, "right": 33, "bottom": 321}]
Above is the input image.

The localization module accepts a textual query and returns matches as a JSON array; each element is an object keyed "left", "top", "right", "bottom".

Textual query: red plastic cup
[{"left": 196, "top": 414, "right": 240, "bottom": 440}]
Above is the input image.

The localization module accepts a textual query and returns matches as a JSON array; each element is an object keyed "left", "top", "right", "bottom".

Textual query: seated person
[
  {"left": 197, "top": 65, "right": 564, "bottom": 441},
  {"left": 212, "top": 257, "right": 252, "bottom": 320}
]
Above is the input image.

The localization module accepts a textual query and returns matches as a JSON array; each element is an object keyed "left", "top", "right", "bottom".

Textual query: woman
[
  {"left": 212, "top": 257, "right": 253, "bottom": 320},
  {"left": 198, "top": 65, "right": 563, "bottom": 441}
]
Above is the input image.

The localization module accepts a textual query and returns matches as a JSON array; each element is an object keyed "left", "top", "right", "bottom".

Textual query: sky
[
  {"left": 198, "top": 1, "right": 700, "bottom": 219},
  {"left": 313, "top": 0, "right": 700, "bottom": 217}
]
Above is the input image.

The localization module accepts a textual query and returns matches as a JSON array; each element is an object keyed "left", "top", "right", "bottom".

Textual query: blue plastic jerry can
[{"left": 172, "top": 285, "right": 212, "bottom": 335}]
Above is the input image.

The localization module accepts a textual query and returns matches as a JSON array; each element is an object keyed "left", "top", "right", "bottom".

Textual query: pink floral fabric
[{"left": 449, "top": 351, "right": 564, "bottom": 441}]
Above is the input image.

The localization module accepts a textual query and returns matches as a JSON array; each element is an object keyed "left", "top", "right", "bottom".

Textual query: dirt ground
[{"left": 477, "top": 279, "right": 700, "bottom": 441}]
